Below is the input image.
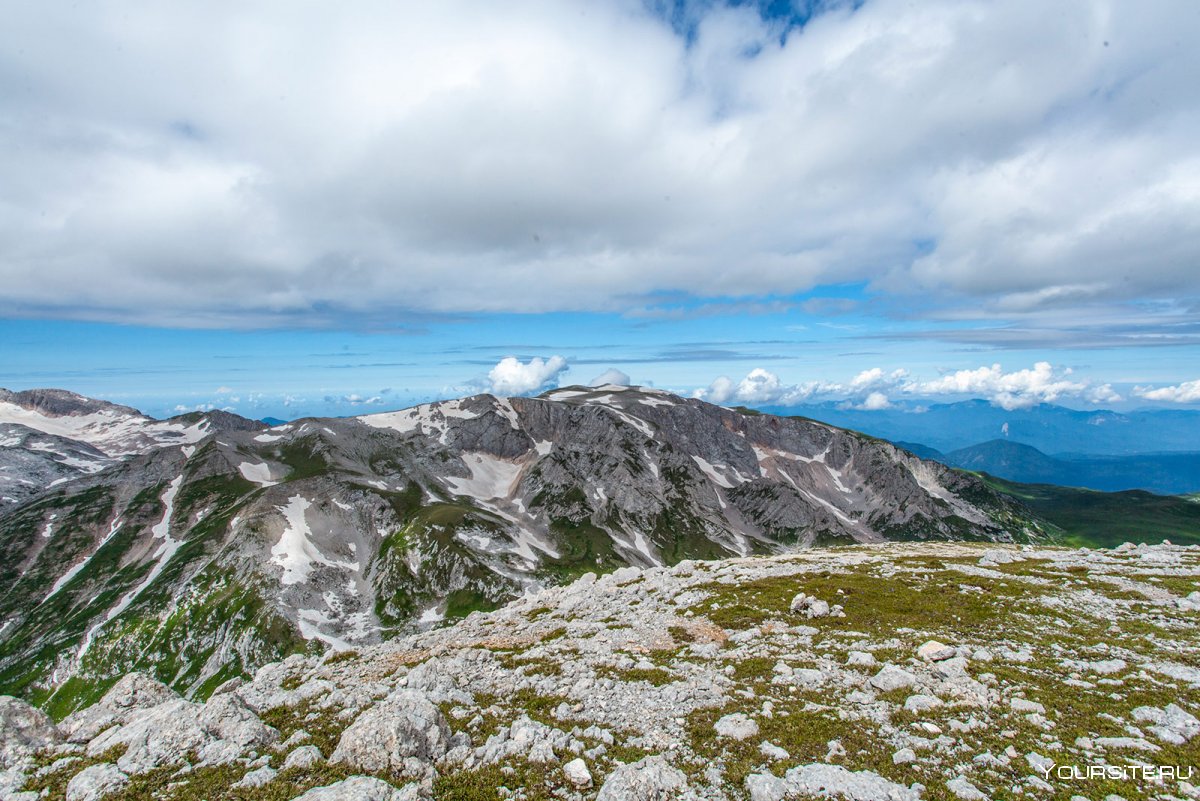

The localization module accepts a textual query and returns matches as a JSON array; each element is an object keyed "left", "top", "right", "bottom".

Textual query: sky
[{"left": 2, "top": 0, "right": 1199, "bottom": 420}]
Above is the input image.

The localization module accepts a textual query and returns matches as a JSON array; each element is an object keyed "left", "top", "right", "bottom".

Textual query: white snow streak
[
  {"left": 79, "top": 476, "right": 184, "bottom": 658},
  {"left": 270, "top": 495, "right": 357, "bottom": 585},
  {"left": 43, "top": 517, "right": 123, "bottom": 604}
]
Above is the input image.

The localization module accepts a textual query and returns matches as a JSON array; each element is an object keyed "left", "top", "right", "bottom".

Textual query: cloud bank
[
  {"left": 696, "top": 361, "right": 1123, "bottom": 410},
  {"left": 0, "top": 0, "right": 1197, "bottom": 335}
]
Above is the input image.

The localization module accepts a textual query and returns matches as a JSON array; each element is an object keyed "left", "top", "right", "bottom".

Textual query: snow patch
[
  {"left": 271, "top": 495, "right": 356, "bottom": 585},
  {"left": 79, "top": 476, "right": 185, "bottom": 657},
  {"left": 444, "top": 452, "right": 524, "bottom": 501},
  {"left": 238, "top": 460, "right": 277, "bottom": 487}
]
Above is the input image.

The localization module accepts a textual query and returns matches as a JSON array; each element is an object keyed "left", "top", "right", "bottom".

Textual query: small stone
[
  {"left": 234, "top": 766, "right": 277, "bottom": 789},
  {"left": 917, "top": 641, "right": 956, "bottom": 662},
  {"left": 563, "top": 757, "right": 592, "bottom": 788},
  {"left": 904, "top": 694, "right": 944, "bottom": 714},
  {"left": 892, "top": 748, "right": 916, "bottom": 765},
  {"left": 1010, "top": 697, "right": 1046, "bottom": 715},
  {"left": 714, "top": 713, "right": 759, "bottom": 741},
  {"left": 760, "top": 741, "right": 789, "bottom": 761},
  {"left": 283, "top": 745, "right": 324, "bottom": 770},
  {"left": 946, "top": 775, "right": 988, "bottom": 800},
  {"left": 846, "top": 651, "right": 877, "bottom": 668}
]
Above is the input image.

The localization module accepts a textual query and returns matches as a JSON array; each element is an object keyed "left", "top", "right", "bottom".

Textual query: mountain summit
[{"left": 0, "top": 385, "right": 1037, "bottom": 710}]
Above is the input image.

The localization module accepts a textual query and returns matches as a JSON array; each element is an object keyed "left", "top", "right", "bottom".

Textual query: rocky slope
[
  {"left": 1, "top": 542, "right": 1197, "bottom": 801},
  {"left": 0, "top": 385, "right": 1039, "bottom": 714}
]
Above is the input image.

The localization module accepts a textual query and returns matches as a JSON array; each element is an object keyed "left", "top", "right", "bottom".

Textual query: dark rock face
[{"left": 0, "top": 385, "right": 1040, "bottom": 707}]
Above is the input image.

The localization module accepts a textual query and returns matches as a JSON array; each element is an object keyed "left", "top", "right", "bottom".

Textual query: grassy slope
[{"left": 979, "top": 472, "right": 1200, "bottom": 548}]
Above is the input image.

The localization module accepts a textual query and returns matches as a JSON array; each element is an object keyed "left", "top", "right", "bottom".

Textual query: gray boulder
[
  {"left": 233, "top": 765, "right": 278, "bottom": 788},
  {"left": 869, "top": 665, "right": 918, "bottom": 692},
  {"left": 294, "top": 776, "right": 423, "bottom": 801},
  {"left": 783, "top": 763, "right": 919, "bottom": 801},
  {"left": 330, "top": 691, "right": 450, "bottom": 776},
  {"left": 65, "top": 763, "right": 129, "bottom": 801},
  {"left": 284, "top": 744, "right": 325, "bottom": 770},
  {"left": 87, "top": 699, "right": 208, "bottom": 774},
  {"left": 198, "top": 692, "right": 279, "bottom": 750},
  {"left": 596, "top": 754, "right": 699, "bottom": 800},
  {"left": 60, "top": 673, "right": 177, "bottom": 744},
  {"left": 0, "top": 696, "right": 62, "bottom": 769}
]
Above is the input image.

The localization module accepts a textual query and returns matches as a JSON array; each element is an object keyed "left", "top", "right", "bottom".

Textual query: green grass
[{"left": 983, "top": 474, "right": 1200, "bottom": 547}]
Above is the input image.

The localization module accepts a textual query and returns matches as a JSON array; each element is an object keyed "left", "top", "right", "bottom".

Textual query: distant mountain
[
  {"left": 0, "top": 385, "right": 1036, "bottom": 710},
  {"left": 978, "top": 475, "right": 1200, "bottom": 549},
  {"left": 260, "top": 416, "right": 288, "bottom": 427},
  {"left": 759, "top": 399, "right": 1200, "bottom": 455},
  {"left": 900, "top": 438, "right": 1200, "bottom": 495},
  {"left": 0, "top": 390, "right": 263, "bottom": 508}
]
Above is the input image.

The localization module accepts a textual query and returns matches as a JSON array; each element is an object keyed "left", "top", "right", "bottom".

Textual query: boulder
[
  {"left": 284, "top": 744, "right": 325, "bottom": 770},
  {"left": 782, "top": 763, "right": 919, "bottom": 800},
  {"left": 596, "top": 754, "right": 698, "bottom": 800},
  {"left": 869, "top": 666, "right": 917, "bottom": 693},
  {"left": 233, "top": 765, "right": 277, "bottom": 789},
  {"left": 198, "top": 692, "right": 279, "bottom": 750},
  {"left": 0, "top": 696, "right": 63, "bottom": 769},
  {"left": 330, "top": 691, "right": 450, "bottom": 776},
  {"left": 294, "top": 776, "right": 423, "bottom": 801},
  {"left": 87, "top": 699, "right": 208, "bottom": 774},
  {"left": 65, "top": 763, "right": 128, "bottom": 801},
  {"left": 60, "top": 673, "right": 177, "bottom": 744}
]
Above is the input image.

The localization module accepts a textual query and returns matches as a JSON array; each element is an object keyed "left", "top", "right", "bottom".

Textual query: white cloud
[
  {"left": 857, "top": 392, "right": 892, "bottom": 410},
  {"left": 486, "top": 356, "right": 569, "bottom": 396},
  {"left": 696, "top": 360, "right": 1122, "bottom": 410},
  {"left": 215, "top": 386, "right": 234, "bottom": 394},
  {"left": 1133, "top": 379, "right": 1200, "bottom": 403},
  {"left": 0, "top": 1, "right": 1195, "bottom": 329},
  {"left": 588, "top": 368, "right": 631, "bottom": 387},
  {"left": 913, "top": 362, "right": 1086, "bottom": 410}
]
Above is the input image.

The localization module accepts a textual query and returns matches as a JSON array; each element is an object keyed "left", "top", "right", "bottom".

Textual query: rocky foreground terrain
[{"left": 2, "top": 541, "right": 1198, "bottom": 801}]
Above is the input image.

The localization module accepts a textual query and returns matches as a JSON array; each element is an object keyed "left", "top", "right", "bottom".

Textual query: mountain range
[
  {"left": 0, "top": 384, "right": 1045, "bottom": 714},
  {"left": 759, "top": 399, "right": 1200, "bottom": 455},
  {"left": 895, "top": 439, "right": 1200, "bottom": 495}
]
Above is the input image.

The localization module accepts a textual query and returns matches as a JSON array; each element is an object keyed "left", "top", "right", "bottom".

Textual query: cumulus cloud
[
  {"left": 588, "top": 368, "right": 631, "bottom": 387},
  {"left": 856, "top": 392, "right": 893, "bottom": 410},
  {"left": 1133, "top": 379, "right": 1200, "bottom": 403},
  {"left": 912, "top": 362, "right": 1090, "bottom": 410},
  {"left": 696, "top": 361, "right": 1123, "bottom": 410},
  {"left": 486, "top": 356, "right": 569, "bottom": 396},
  {"left": 0, "top": 1, "right": 1196, "bottom": 333}
]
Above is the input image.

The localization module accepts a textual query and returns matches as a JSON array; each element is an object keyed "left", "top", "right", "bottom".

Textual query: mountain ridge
[{"left": 0, "top": 384, "right": 1037, "bottom": 711}]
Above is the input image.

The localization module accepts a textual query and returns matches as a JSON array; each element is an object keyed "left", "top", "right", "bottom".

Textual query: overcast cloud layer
[{"left": 2, "top": 0, "right": 1198, "bottom": 334}]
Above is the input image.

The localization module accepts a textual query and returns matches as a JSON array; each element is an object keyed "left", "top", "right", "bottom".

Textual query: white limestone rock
[
  {"left": 563, "top": 757, "right": 593, "bottom": 788},
  {"left": 714, "top": 713, "right": 759, "bottom": 741},
  {"left": 330, "top": 691, "right": 451, "bottom": 776},
  {"left": 596, "top": 754, "right": 698, "bottom": 800},
  {"left": 60, "top": 674, "right": 177, "bottom": 744},
  {"left": 293, "top": 776, "right": 422, "bottom": 801},
  {"left": 64, "top": 763, "right": 128, "bottom": 801},
  {"left": 869, "top": 665, "right": 918, "bottom": 693},
  {"left": 0, "top": 696, "right": 62, "bottom": 769}
]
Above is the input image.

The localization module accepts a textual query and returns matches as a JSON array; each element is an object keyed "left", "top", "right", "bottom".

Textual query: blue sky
[{"left": 2, "top": 1, "right": 1199, "bottom": 419}]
